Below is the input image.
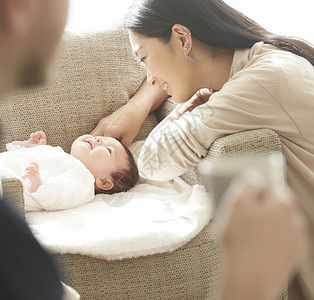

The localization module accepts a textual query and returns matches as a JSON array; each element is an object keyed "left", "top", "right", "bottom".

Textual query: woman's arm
[
  {"left": 137, "top": 73, "right": 295, "bottom": 181},
  {"left": 133, "top": 79, "right": 168, "bottom": 112},
  {"left": 91, "top": 79, "right": 168, "bottom": 146}
]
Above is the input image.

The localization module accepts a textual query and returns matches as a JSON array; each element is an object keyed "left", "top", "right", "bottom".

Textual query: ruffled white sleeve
[
  {"left": 27, "top": 163, "right": 95, "bottom": 211},
  {"left": 6, "top": 141, "right": 26, "bottom": 151}
]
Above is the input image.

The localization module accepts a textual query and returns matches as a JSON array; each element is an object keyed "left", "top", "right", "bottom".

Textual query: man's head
[
  {"left": 70, "top": 135, "right": 139, "bottom": 194},
  {"left": 0, "top": 0, "right": 69, "bottom": 93}
]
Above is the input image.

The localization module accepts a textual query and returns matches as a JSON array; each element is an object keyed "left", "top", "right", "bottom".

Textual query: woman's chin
[{"left": 172, "top": 94, "right": 189, "bottom": 104}]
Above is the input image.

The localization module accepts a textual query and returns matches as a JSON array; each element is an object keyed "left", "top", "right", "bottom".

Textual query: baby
[{"left": 1, "top": 131, "right": 139, "bottom": 212}]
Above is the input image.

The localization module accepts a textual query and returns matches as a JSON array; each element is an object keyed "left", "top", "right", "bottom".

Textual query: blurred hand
[
  {"left": 91, "top": 102, "right": 145, "bottom": 147},
  {"left": 218, "top": 171, "right": 309, "bottom": 300}
]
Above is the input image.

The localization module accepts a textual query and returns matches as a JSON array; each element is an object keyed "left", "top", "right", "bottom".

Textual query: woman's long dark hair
[{"left": 124, "top": 0, "right": 314, "bottom": 66}]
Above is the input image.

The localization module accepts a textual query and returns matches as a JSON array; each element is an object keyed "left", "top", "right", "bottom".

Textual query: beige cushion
[{"left": 0, "top": 27, "right": 158, "bottom": 153}]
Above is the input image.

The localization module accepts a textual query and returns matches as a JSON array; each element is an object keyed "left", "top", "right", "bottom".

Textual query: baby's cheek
[{"left": 92, "top": 149, "right": 108, "bottom": 166}]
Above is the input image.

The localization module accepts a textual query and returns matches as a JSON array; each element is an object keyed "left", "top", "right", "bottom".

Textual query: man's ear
[{"left": 95, "top": 177, "right": 114, "bottom": 191}]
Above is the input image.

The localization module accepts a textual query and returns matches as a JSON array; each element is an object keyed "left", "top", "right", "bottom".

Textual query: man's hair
[{"left": 97, "top": 142, "right": 139, "bottom": 194}]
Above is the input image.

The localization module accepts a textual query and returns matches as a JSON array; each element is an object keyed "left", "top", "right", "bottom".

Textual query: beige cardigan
[{"left": 139, "top": 42, "right": 314, "bottom": 297}]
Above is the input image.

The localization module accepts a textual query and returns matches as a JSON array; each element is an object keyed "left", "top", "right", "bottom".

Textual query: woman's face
[{"left": 129, "top": 30, "right": 197, "bottom": 103}]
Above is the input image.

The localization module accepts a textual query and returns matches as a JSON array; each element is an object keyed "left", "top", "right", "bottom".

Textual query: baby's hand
[
  {"left": 21, "top": 162, "right": 42, "bottom": 193},
  {"left": 24, "top": 131, "right": 47, "bottom": 148}
]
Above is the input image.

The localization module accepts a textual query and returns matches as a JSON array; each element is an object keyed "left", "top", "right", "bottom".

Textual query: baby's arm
[
  {"left": 21, "top": 162, "right": 42, "bottom": 193},
  {"left": 28, "top": 164, "right": 95, "bottom": 211},
  {"left": 6, "top": 131, "right": 47, "bottom": 151},
  {"left": 24, "top": 131, "right": 47, "bottom": 148}
]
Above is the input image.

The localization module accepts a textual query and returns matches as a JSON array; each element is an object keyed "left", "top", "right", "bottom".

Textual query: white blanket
[{"left": 26, "top": 177, "right": 212, "bottom": 260}]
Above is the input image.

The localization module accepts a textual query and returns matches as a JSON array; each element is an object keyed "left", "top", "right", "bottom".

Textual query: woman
[{"left": 92, "top": 0, "right": 313, "bottom": 298}]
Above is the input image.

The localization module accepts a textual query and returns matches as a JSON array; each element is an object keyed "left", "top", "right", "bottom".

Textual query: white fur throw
[{"left": 26, "top": 177, "right": 212, "bottom": 260}]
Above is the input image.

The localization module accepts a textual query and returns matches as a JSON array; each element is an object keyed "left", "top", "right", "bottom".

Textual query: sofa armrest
[
  {"left": 181, "top": 128, "right": 283, "bottom": 186},
  {"left": 154, "top": 97, "right": 284, "bottom": 186},
  {"left": 207, "top": 128, "right": 282, "bottom": 160},
  {"left": 1, "top": 178, "right": 25, "bottom": 217}
]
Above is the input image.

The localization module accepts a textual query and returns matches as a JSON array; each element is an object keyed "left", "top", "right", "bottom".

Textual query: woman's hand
[
  {"left": 169, "top": 88, "right": 213, "bottom": 121},
  {"left": 218, "top": 171, "right": 309, "bottom": 300},
  {"left": 91, "top": 80, "right": 168, "bottom": 146},
  {"left": 91, "top": 101, "right": 147, "bottom": 147}
]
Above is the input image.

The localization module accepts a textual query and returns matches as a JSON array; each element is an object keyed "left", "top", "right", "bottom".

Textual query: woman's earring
[
  {"left": 185, "top": 53, "right": 195, "bottom": 63},
  {"left": 184, "top": 44, "right": 195, "bottom": 63}
]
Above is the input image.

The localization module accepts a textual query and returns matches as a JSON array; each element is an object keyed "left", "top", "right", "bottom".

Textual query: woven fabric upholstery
[
  {"left": 1, "top": 178, "right": 24, "bottom": 216},
  {"left": 0, "top": 27, "right": 157, "bottom": 153},
  {"left": 0, "top": 27, "right": 287, "bottom": 300},
  {"left": 54, "top": 223, "right": 221, "bottom": 300}
]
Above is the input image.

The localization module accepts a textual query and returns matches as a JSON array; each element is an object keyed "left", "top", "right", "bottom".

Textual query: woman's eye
[
  {"left": 139, "top": 57, "right": 146, "bottom": 64},
  {"left": 107, "top": 148, "right": 112, "bottom": 154}
]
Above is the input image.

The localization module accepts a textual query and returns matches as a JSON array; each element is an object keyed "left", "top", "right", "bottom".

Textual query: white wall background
[{"left": 66, "top": 0, "right": 314, "bottom": 44}]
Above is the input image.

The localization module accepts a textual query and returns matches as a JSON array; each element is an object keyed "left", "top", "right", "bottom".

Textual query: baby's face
[{"left": 70, "top": 135, "right": 129, "bottom": 179}]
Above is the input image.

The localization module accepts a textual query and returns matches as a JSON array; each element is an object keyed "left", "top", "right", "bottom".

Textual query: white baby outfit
[{"left": 0, "top": 143, "right": 95, "bottom": 212}]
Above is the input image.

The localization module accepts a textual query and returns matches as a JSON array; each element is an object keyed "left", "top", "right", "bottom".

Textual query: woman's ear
[
  {"left": 95, "top": 177, "right": 114, "bottom": 191},
  {"left": 171, "top": 24, "right": 193, "bottom": 55}
]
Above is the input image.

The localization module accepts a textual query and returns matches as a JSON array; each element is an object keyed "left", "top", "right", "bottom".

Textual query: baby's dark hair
[{"left": 97, "top": 142, "right": 139, "bottom": 194}]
